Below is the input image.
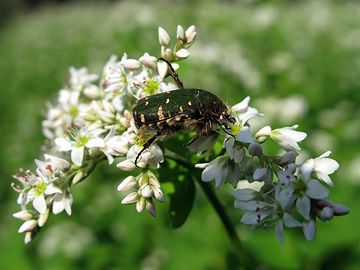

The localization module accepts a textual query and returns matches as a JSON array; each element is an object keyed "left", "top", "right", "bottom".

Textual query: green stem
[{"left": 164, "top": 149, "right": 252, "bottom": 268}]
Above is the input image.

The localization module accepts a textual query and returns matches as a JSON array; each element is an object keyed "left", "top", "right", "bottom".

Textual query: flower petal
[
  {"left": 33, "top": 195, "right": 47, "bottom": 214},
  {"left": 296, "top": 195, "right": 310, "bottom": 220},
  {"left": 306, "top": 180, "right": 329, "bottom": 199},
  {"left": 71, "top": 146, "right": 84, "bottom": 166}
]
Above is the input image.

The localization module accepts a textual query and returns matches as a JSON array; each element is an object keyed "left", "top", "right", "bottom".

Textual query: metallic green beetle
[{"left": 132, "top": 60, "right": 235, "bottom": 165}]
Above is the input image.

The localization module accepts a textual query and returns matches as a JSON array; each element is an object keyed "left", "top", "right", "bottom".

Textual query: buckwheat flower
[
  {"left": 275, "top": 212, "right": 302, "bottom": 244},
  {"left": 270, "top": 125, "right": 307, "bottom": 151},
  {"left": 300, "top": 151, "right": 339, "bottom": 186},
  {"left": 196, "top": 156, "right": 241, "bottom": 188},
  {"left": 292, "top": 176, "right": 329, "bottom": 220},
  {"left": 52, "top": 191, "right": 73, "bottom": 215},
  {"left": 55, "top": 129, "right": 105, "bottom": 166},
  {"left": 231, "top": 96, "right": 262, "bottom": 126},
  {"left": 27, "top": 178, "right": 63, "bottom": 214},
  {"left": 101, "top": 127, "right": 135, "bottom": 164},
  {"left": 68, "top": 67, "right": 99, "bottom": 92}
]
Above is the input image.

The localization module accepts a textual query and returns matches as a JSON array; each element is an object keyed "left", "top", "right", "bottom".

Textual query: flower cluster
[
  {"left": 196, "top": 97, "right": 348, "bottom": 242},
  {"left": 12, "top": 25, "right": 348, "bottom": 245}
]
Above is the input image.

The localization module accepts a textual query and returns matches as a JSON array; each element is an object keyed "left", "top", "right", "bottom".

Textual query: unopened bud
[
  {"left": 281, "top": 151, "right": 298, "bottom": 165},
  {"left": 121, "top": 59, "right": 141, "bottom": 70},
  {"left": 158, "top": 27, "right": 171, "bottom": 46},
  {"left": 38, "top": 209, "right": 50, "bottom": 227},
  {"left": 141, "top": 185, "right": 154, "bottom": 198},
  {"left": 136, "top": 197, "right": 146, "bottom": 212},
  {"left": 139, "top": 53, "right": 157, "bottom": 69},
  {"left": 318, "top": 206, "right": 334, "bottom": 221},
  {"left": 176, "top": 25, "right": 186, "bottom": 41},
  {"left": 117, "top": 176, "right": 137, "bottom": 192},
  {"left": 331, "top": 203, "right": 349, "bottom": 216},
  {"left": 146, "top": 201, "right": 157, "bottom": 217},
  {"left": 175, "top": 48, "right": 190, "bottom": 59},
  {"left": 13, "top": 210, "right": 33, "bottom": 221},
  {"left": 185, "top": 25, "right": 197, "bottom": 44},
  {"left": 253, "top": 168, "right": 268, "bottom": 181},
  {"left": 248, "top": 142, "right": 263, "bottom": 156},
  {"left": 18, "top": 219, "right": 38, "bottom": 233},
  {"left": 121, "top": 192, "right": 138, "bottom": 204}
]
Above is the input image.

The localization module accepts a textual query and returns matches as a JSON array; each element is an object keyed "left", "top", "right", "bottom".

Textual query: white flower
[
  {"left": 52, "top": 192, "right": 73, "bottom": 215},
  {"left": 300, "top": 151, "right": 339, "bottom": 186},
  {"left": 270, "top": 125, "right": 307, "bottom": 151},
  {"left": 196, "top": 156, "right": 241, "bottom": 188},
  {"left": 27, "top": 179, "right": 62, "bottom": 214},
  {"left": 231, "top": 96, "right": 262, "bottom": 126},
  {"left": 68, "top": 67, "right": 99, "bottom": 91},
  {"left": 55, "top": 129, "right": 105, "bottom": 166}
]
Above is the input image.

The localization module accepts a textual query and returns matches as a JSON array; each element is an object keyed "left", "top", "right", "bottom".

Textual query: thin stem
[{"left": 164, "top": 149, "right": 252, "bottom": 268}]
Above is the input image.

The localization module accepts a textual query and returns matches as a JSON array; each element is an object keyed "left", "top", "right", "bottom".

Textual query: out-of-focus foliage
[{"left": 0, "top": 1, "right": 359, "bottom": 269}]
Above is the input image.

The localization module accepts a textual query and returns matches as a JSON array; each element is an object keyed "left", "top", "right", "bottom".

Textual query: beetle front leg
[
  {"left": 157, "top": 57, "right": 184, "bottom": 89},
  {"left": 135, "top": 129, "right": 163, "bottom": 166}
]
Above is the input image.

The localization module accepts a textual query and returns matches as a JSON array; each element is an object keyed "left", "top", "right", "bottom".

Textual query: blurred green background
[{"left": 0, "top": 0, "right": 359, "bottom": 269}]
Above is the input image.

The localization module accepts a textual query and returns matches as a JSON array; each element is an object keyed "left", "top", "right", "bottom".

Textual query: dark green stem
[{"left": 164, "top": 149, "right": 252, "bottom": 268}]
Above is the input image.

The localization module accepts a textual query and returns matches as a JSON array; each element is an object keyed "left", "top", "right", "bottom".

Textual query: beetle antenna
[{"left": 157, "top": 58, "right": 184, "bottom": 89}]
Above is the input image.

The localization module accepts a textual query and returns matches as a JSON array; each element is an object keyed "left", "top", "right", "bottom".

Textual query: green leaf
[{"left": 168, "top": 172, "right": 196, "bottom": 228}]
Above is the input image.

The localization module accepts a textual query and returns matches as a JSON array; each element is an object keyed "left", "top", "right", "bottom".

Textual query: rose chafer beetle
[{"left": 133, "top": 59, "right": 235, "bottom": 165}]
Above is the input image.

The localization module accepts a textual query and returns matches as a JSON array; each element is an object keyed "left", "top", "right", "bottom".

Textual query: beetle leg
[
  {"left": 157, "top": 57, "right": 184, "bottom": 89},
  {"left": 135, "top": 129, "right": 163, "bottom": 166},
  {"left": 210, "top": 116, "right": 235, "bottom": 137}
]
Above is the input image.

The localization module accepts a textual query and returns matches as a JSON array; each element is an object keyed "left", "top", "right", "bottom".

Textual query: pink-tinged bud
[
  {"left": 121, "top": 192, "right": 138, "bottom": 204},
  {"left": 175, "top": 48, "right": 190, "bottom": 59},
  {"left": 13, "top": 210, "right": 32, "bottom": 221},
  {"left": 121, "top": 59, "right": 141, "bottom": 70},
  {"left": 185, "top": 25, "right": 197, "bottom": 44},
  {"left": 117, "top": 176, "right": 137, "bottom": 192},
  {"left": 248, "top": 142, "right": 263, "bottom": 156},
  {"left": 158, "top": 27, "right": 171, "bottom": 46},
  {"left": 176, "top": 25, "right": 185, "bottom": 41},
  {"left": 153, "top": 187, "right": 164, "bottom": 202},
  {"left": 18, "top": 219, "right": 38, "bottom": 233},
  {"left": 139, "top": 53, "right": 157, "bottom": 69},
  {"left": 141, "top": 185, "right": 154, "bottom": 198},
  {"left": 146, "top": 201, "right": 157, "bottom": 217},
  {"left": 116, "top": 160, "right": 136, "bottom": 171}
]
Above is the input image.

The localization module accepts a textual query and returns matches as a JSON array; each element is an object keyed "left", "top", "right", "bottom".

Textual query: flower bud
[
  {"left": 331, "top": 203, "right": 349, "bottom": 216},
  {"left": 255, "top": 126, "right": 271, "bottom": 142},
  {"left": 13, "top": 210, "right": 33, "bottom": 221},
  {"left": 153, "top": 187, "right": 164, "bottom": 202},
  {"left": 175, "top": 48, "right": 190, "bottom": 60},
  {"left": 281, "top": 151, "right": 298, "bottom": 165},
  {"left": 146, "top": 201, "right": 157, "bottom": 217},
  {"left": 248, "top": 142, "right": 263, "bottom": 156},
  {"left": 18, "top": 219, "right": 38, "bottom": 233},
  {"left": 136, "top": 197, "right": 146, "bottom": 213},
  {"left": 24, "top": 232, "right": 33, "bottom": 244},
  {"left": 38, "top": 209, "right": 50, "bottom": 227},
  {"left": 139, "top": 53, "right": 157, "bottom": 69},
  {"left": 157, "top": 60, "right": 168, "bottom": 78},
  {"left": 121, "top": 192, "right": 138, "bottom": 204},
  {"left": 158, "top": 27, "right": 171, "bottom": 46},
  {"left": 121, "top": 59, "right": 141, "bottom": 70},
  {"left": 117, "top": 176, "right": 137, "bottom": 192},
  {"left": 72, "top": 170, "right": 84, "bottom": 185},
  {"left": 253, "top": 168, "right": 268, "bottom": 181},
  {"left": 116, "top": 160, "right": 136, "bottom": 171},
  {"left": 318, "top": 206, "right": 334, "bottom": 221},
  {"left": 141, "top": 185, "right": 154, "bottom": 198},
  {"left": 185, "top": 25, "right": 197, "bottom": 44},
  {"left": 176, "top": 25, "right": 186, "bottom": 41}
]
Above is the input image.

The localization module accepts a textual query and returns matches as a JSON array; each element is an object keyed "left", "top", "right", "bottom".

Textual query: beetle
[{"left": 132, "top": 59, "right": 235, "bottom": 165}]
